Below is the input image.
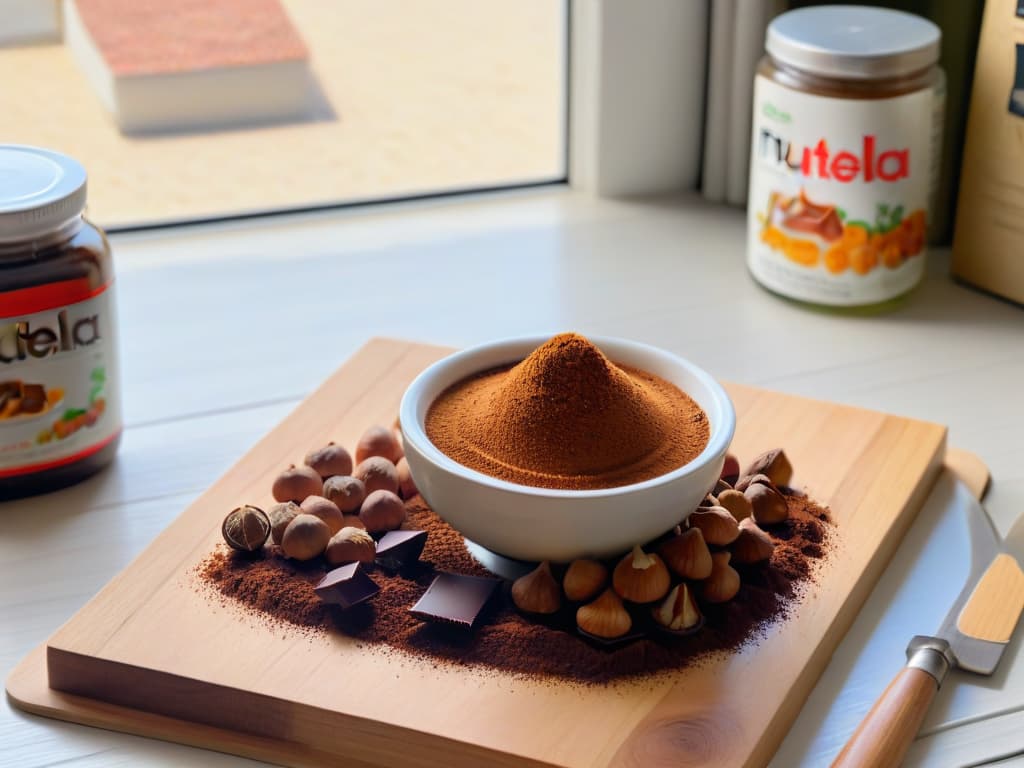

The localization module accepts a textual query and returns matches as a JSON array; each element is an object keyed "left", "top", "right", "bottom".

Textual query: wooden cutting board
[{"left": 7, "top": 337, "right": 950, "bottom": 768}]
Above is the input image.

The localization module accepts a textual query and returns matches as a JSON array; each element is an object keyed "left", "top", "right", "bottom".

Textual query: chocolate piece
[
  {"left": 375, "top": 529, "right": 427, "bottom": 571},
  {"left": 410, "top": 572, "right": 500, "bottom": 629},
  {"left": 313, "top": 562, "right": 379, "bottom": 609},
  {"left": 19, "top": 383, "right": 46, "bottom": 413}
]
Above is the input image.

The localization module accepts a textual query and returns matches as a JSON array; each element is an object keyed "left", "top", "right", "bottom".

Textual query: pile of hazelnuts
[{"left": 219, "top": 424, "right": 418, "bottom": 567}]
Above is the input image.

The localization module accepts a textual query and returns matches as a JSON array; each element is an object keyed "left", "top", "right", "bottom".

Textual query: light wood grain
[
  {"left": 831, "top": 667, "right": 938, "bottom": 768},
  {"left": 958, "top": 554, "right": 1024, "bottom": 644},
  {"left": 9, "top": 337, "right": 949, "bottom": 768}
]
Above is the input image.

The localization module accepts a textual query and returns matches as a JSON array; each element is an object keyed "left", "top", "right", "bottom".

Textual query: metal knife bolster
[{"left": 905, "top": 636, "right": 957, "bottom": 687}]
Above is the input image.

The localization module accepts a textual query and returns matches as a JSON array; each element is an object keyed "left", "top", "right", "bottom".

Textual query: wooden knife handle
[{"left": 832, "top": 639, "right": 955, "bottom": 768}]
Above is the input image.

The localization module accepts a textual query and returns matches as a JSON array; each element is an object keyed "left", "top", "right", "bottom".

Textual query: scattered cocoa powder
[
  {"left": 197, "top": 492, "right": 832, "bottom": 683},
  {"left": 424, "top": 334, "right": 710, "bottom": 489}
]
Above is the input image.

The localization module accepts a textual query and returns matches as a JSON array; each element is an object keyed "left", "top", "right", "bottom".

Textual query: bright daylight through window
[{"left": 1, "top": 0, "right": 567, "bottom": 227}]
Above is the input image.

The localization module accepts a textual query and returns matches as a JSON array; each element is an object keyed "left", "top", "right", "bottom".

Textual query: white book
[
  {"left": 62, "top": 0, "right": 317, "bottom": 134},
  {"left": 0, "top": 0, "right": 60, "bottom": 46}
]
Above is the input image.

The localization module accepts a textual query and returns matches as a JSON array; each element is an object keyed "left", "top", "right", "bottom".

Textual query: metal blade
[{"left": 933, "top": 477, "right": 1014, "bottom": 674}]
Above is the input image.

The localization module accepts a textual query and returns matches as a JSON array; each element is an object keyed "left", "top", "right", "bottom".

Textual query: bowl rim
[{"left": 399, "top": 335, "right": 736, "bottom": 499}]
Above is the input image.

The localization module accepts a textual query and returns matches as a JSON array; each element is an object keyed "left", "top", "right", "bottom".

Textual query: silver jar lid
[
  {"left": 0, "top": 145, "right": 88, "bottom": 243},
  {"left": 766, "top": 5, "right": 941, "bottom": 80}
]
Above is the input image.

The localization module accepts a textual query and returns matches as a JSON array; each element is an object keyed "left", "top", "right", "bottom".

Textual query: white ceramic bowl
[{"left": 399, "top": 336, "right": 735, "bottom": 562}]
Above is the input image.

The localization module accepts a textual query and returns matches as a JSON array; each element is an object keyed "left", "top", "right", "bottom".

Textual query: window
[{"left": 1, "top": 0, "right": 567, "bottom": 228}]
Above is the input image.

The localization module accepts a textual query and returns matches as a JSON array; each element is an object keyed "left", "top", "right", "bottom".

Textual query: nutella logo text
[
  {"left": 759, "top": 130, "right": 909, "bottom": 183},
  {"left": 0, "top": 310, "right": 101, "bottom": 364}
]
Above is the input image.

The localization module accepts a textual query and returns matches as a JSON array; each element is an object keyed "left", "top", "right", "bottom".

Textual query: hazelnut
[
  {"left": 721, "top": 452, "right": 740, "bottom": 485},
  {"left": 653, "top": 583, "right": 702, "bottom": 633},
  {"left": 746, "top": 483, "right": 789, "bottom": 525},
  {"left": 395, "top": 457, "right": 418, "bottom": 499},
  {"left": 299, "top": 495, "right": 345, "bottom": 535},
  {"left": 354, "top": 456, "right": 400, "bottom": 496},
  {"left": 323, "top": 475, "right": 366, "bottom": 513},
  {"left": 576, "top": 588, "right": 632, "bottom": 639},
  {"left": 304, "top": 442, "right": 353, "bottom": 479},
  {"left": 271, "top": 464, "right": 323, "bottom": 503},
  {"left": 698, "top": 493, "right": 717, "bottom": 508},
  {"left": 511, "top": 561, "right": 561, "bottom": 615},
  {"left": 612, "top": 544, "right": 671, "bottom": 604},
  {"left": 325, "top": 526, "right": 376, "bottom": 566},
  {"left": 744, "top": 448, "right": 793, "bottom": 487},
  {"left": 713, "top": 478, "right": 732, "bottom": 497},
  {"left": 359, "top": 489, "right": 406, "bottom": 533},
  {"left": 658, "top": 527, "right": 712, "bottom": 580},
  {"left": 340, "top": 514, "right": 366, "bottom": 530},
  {"left": 355, "top": 425, "right": 404, "bottom": 465},
  {"left": 267, "top": 501, "right": 301, "bottom": 544},
  {"left": 717, "top": 489, "right": 753, "bottom": 522},
  {"left": 701, "top": 552, "right": 740, "bottom": 603},
  {"left": 221, "top": 505, "right": 270, "bottom": 552},
  {"left": 688, "top": 506, "right": 740, "bottom": 546},
  {"left": 563, "top": 559, "right": 608, "bottom": 602},
  {"left": 732, "top": 518, "right": 775, "bottom": 564},
  {"left": 734, "top": 472, "right": 778, "bottom": 494},
  {"left": 281, "top": 513, "right": 331, "bottom": 560}
]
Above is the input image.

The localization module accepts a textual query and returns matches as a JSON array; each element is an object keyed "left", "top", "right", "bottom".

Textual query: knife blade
[{"left": 832, "top": 479, "right": 1024, "bottom": 768}]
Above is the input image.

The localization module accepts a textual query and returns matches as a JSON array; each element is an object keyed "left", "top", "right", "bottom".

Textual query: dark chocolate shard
[
  {"left": 314, "top": 562, "right": 379, "bottom": 610},
  {"left": 20, "top": 383, "right": 46, "bottom": 413},
  {"left": 409, "top": 572, "right": 500, "bottom": 629},
  {"left": 375, "top": 529, "right": 427, "bottom": 571}
]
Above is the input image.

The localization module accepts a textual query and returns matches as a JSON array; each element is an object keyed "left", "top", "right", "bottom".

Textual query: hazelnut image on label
[
  {"left": 304, "top": 442, "right": 353, "bottom": 479},
  {"left": 271, "top": 464, "right": 323, "bottom": 503}
]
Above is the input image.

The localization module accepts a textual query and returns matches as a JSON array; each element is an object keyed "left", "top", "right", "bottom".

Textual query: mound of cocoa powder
[{"left": 197, "top": 493, "right": 831, "bottom": 683}]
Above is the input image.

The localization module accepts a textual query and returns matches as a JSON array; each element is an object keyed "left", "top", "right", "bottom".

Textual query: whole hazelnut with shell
[
  {"left": 281, "top": 513, "right": 331, "bottom": 561},
  {"left": 744, "top": 448, "right": 793, "bottom": 487},
  {"left": 267, "top": 501, "right": 301, "bottom": 545},
  {"left": 272, "top": 464, "right": 323, "bottom": 503},
  {"left": 688, "top": 506, "right": 740, "bottom": 546},
  {"left": 577, "top": 588, "right": 632, "bottom": 639},
  {"left": 658, "top": 527, "right": 712, "bottom": 580},
  {"left": 354, "top": 456, "right": 400, "bottom": 496},
  {"left": 511, "top": 561, "right": 561, "bottom": 615},
  {"left": 717, "top": 489, "right": 753, "bottom": 522},
  {"left": 732, "top": 518, "right": 775, "bottom": 564},
  {"left": 359, "top": 489, "right": 406, "bottom": 533},
  {"left": 746, "top": 483, "right": 789, "bottom": 525},
  {"left": 563, "top": 559, "right": 608, "bottom": 602},
  {"left": 612, "top": 545, "right": 671, "bottom": 604},
  {"left": 299, "top": 495, "right": 344, "bottom": 535},
  {"left": 355, "top": 425, "right": 404, "bottom": 465},
  {"left": 304, "top": 442, "right": 353, "bottom": 479},
  {"left": 395, "top": 457, "right": 418, "bottom": 499},
  {"left": 325, "top": 526, "right": 376, "bottom": 566},
  {"left": 323, "top": 475, "right": 366, "bottom": 513},
  {"left": 701, "top": 552, "right": 741, "bottom": 603}
]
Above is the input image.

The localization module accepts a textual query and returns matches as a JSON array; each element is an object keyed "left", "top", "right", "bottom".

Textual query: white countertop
[{"left": 2, "top": 188, "right": 1023, "bottom": 767}]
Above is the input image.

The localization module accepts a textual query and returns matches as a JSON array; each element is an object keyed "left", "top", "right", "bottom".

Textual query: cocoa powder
[
  {"left": 198, "top": 493, "right": 832, "bottom": 683},
  {"left": 424, "top": 334, "right": 710, "bottom": 489}
]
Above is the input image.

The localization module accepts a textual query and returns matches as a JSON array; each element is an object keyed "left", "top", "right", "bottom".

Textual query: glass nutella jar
[
  {"left": 0, "top": 145, "right": 121, "bottom": 499},
  {"left": 747, "top": 6, "right": 943, "bottom": 309}
]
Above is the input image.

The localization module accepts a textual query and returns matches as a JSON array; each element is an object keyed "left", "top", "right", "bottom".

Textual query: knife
[{"left": 832, "top": 478, "right": 1024, "bottom": 768}]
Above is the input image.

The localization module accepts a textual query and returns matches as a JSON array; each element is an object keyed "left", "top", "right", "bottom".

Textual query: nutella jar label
[
  {"left": 0, "top": 282, "right": 121, "bottom": 478},
  {"left": 747, "top": 75, "right": 934, "bottom": 305}
]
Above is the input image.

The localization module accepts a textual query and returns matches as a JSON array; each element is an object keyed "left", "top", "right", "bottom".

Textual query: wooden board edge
[
  {"left": 743, "top": 425, "right": 949, "bottom": 768},
  {"left": 42, "top": 644, "right": 556, "bottom": 768}
]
